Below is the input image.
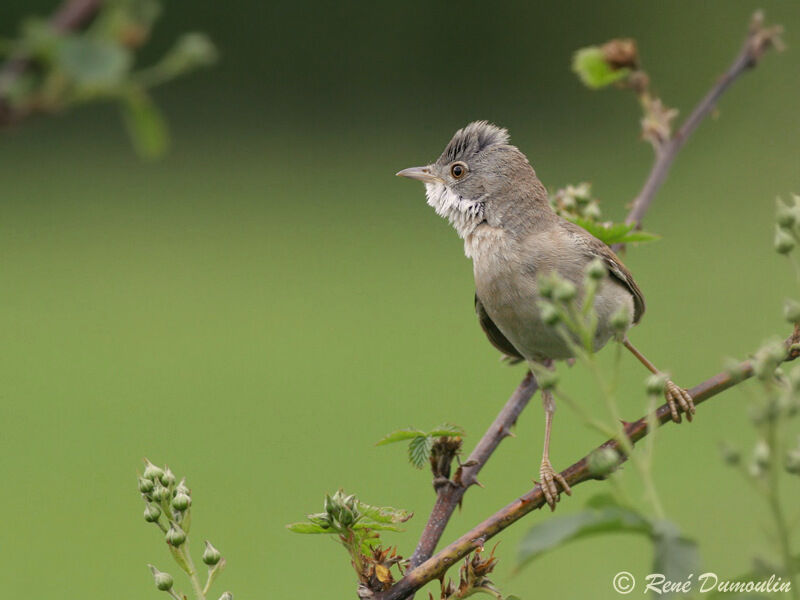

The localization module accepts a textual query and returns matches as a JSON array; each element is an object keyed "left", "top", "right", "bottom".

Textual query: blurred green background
[{"left": 1, "top": 1, "right": 799, "bottom": 598}]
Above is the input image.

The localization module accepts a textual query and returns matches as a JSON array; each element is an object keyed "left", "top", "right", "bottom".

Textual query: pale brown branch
[{"left": 619, "top": 11, "right": 782, "bottom": 242}]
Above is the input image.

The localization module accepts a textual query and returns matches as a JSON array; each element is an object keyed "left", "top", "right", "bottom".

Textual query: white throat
[{"left": 425, "top": 182, "right": 485, "bottom": 242}]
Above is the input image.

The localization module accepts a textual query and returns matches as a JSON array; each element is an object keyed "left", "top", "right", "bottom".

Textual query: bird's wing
[
  {"left": 560, "top": 220, "right": 646, "bottom": 324},
  {"left": 474, "top": 293, "right": 525, "bottom": 364}
]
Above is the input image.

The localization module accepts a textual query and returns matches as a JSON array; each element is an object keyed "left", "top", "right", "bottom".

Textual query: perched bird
[{"left": 397, "top": 121, "right": 694, "bottom": 509}]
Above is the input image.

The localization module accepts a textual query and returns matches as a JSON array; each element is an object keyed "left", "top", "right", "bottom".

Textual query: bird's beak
[{"left": 395, "top": 166, "right": 443, "bottom": 184}]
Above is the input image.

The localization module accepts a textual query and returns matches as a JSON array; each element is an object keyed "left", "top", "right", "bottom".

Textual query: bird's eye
[{"left": 450, "top": 163, "right": 467, "bottom": 179}]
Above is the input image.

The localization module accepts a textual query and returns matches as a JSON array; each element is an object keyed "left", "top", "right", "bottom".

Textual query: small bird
[{"left": 397, "top": 121, "right": 695, "bottom": 510}]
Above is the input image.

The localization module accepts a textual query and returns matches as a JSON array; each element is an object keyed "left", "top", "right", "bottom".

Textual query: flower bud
[
  {"left": 719, "top": 442, "right": 741, "bottom": 466},
  {"left": 776, "top": 197, "right": 796, "bottom": 228},
  {"left": 166, "top": 522, "right": 187, "bottom": 547},
  {"left": 753, "top": 439, "right": 770, "bottom": 469},
  {"left": 143, "top": 459, "right": 164, "bottom": 482},
  {"left": 587, "top": 447, "right": 620, "bottom": 476},
  {"left": 786, "top": 442, "right": 800, "bottom": 475},
  {"left": 583, "top": 201, "right": 602, "bottom": 220},
  {"left": 175, "top": 477, "right": 190, "bottom": 497},
  {"left": 723, "top": 357, "right": 748, "bottom": 383},
  {"left": 784, "top": 299, "right": 800, "bottom": 323},
  {"left": 540, "top": 303, "right": 560, "bottom": 326},
  {"left": 553, "top": 280, "right": 577, "bottom": 302},
  {"left": 144, "top": 503, "right": 162, "bottom": 523},
  {"left": 219, "top": 593, "right": 233, "bottom": 600},
  {"left": 536, "top": 370, "right": 559, "bottom": 390},
  {"left": 172, "top": 493, "right": 191, "bottom": 512},
  {"left": 775, "top": 226, "right": 795, "bottom": 254},
  {"left": 139, "top": 476, "right": 155, "bottom": 495},
  {"left": 160, "top": 467, "right": 176, "bottom": 488},
  {"left": 538, "top": 275, "right": 555, "bottom": 300},
  {"left": 645, "top": 373, "right": 668, "bottom": 395},
  {"left": 610, "top": 306, "right": 631, "bottom": 333},
  {"left": 151, "top": 482, "right": 168, "bottom": 502},
  {"left": 149, "top": 565, "right": 173, "bottom": 591},
  {"left": 203, "top": 541, "right": 222, "bottom": 566},
  {"left": 586, "top": 258, "right": 607, "bottom": 281}
]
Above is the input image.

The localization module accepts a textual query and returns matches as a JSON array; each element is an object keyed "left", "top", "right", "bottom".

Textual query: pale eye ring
[{"left": 450, "top": 162, "right": 468, "bottom": 179}]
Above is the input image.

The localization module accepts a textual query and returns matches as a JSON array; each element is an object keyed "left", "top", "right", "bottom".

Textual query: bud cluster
[
  {"left": 774, "top": 195, "right": 800, "bottom": 255},
  {"left": 550, "top": 183, "right": 602, "bottom": 223},
  {"left": 138, "top": 459, "right": 228, "bottom": 599}
]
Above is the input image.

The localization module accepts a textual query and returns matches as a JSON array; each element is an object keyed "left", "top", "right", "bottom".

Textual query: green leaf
[
  {"left": 428, "top": 423, "right": 465, "bottom": 438},
  {"left": 356, "top": 501, "right": 413, "bottom": 524},
  {"left": 56, "top": 36, "right": 132, "bottom": 88},
  {"left": 572, "top": 46, "right": 630, "bottom": 89},
  {"left": 408, "top": 435, "right": 434, "bottom": 469},
  {"left": 121, "top": 89, "right": 169, "bottom": 159},
  {"left": 565, "top": 216, "right": 659, "bottom": 245},
  {"left": 351, "top": 522, "right": 404, "bottom": 532},
  {"left": 285, "top": 522, "right": 335, "bottom": 534},
  {"left": 517, "top": 507, "right": 650, "bottom": 571},
  {"left": 376, "top": 428, "right": 425, "bottom": 446},
  {"left": 651, "top": 520, "right": 700, "bottom": 589}
]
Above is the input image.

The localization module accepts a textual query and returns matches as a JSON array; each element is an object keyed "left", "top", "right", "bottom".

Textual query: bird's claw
[
  {"left": 537, "top": 458, "right": 571, "bottom": 511},
  {"left": 664, "top": 380, "right": 695, "bottom": 423}
]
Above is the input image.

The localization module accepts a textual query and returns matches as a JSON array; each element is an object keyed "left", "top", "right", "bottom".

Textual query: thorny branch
[{"left": 385, "top": 12, "right": 783, "bottom": 600}]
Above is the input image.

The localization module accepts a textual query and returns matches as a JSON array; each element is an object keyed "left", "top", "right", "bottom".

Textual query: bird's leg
[
  {"left": 538, "top": 385, "right": 572, "bottom": 510},
  {"left": 622, "top": 337, "right": 695, "bottom": 423}
]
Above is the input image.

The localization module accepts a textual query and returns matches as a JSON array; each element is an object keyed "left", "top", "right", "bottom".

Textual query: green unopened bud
[
  {"left": 583, "top": 201, "right": 602, "bottom": 220},
  {"left": 610, "top": 306, "right": 631, "bottom": 333},
  {"left": 538, "top": 275, "right": 556, "bottom": 300},
  {"left": 323, "top": 493, "right": 335, "bottom": 515},
  {"left": 775, "top": 226, "right": 795, "bottom": 254},
  {"left": 166, "top": 522, "right": 187, "bottom": 547},
  {"left": 203, "top": 541, "right": 222, "bottom": 565},
  {"left": 776, "top": 197, "right": 796, "bottom": 228},
  {"left": 149, "top": 565, "right": 174, "bottom": 591},
  {"left": 553, "top": 279, "right": 577, "bottom": 302},
  {"left": 172, "top": 493, "right": 191, "bottom": 512},
  {"left": 786, "top": 441, "right": 800, "bottom": 475},
  {"left": 151, "top": 482, "right": 168, "bottom": 502},
  {"left": 219, "top": 593, "right": 233, "bottom": 600},
  {"left": 586, "top": 258, "right": 607, "bottom": 281},
  {"left": 587, "top": 447, "right": 620, "bottom": 476},
  {"left": 144, "top": 503, "right": 162, "bottom": 522},
  {"left": 138, "top": 476, "right": 155, "bottom": 494},
  {"left": 719, "top": 442, "right": 741, "bottom": 466},
  {"left": 160, "top": 467, "right": 176, "bottom": 488},
  {"left": 143, "top": 459, "right": 164, "bottom": 481},
  {"left": 753, "top": 440, "right": 770, "bottom": 469},
  {"left": 753, "top": 340, "right": 786, "bottom": 380},
  {"left": 540, "top": 303, "right": 560, "bottom": 326},
  {"left": 175, "top": 477, "right": 190, "bottom": 497},
  {"left": 784, "top": 299, "right": 800, "bottom": 323},
  {"left": 338, "top": 506, "right": 355, "bottom": 527},
  {"left": 536, "top": 370, "right": 559, "bottom": 390},
  {"left": 723, "top": 357, "right": 748, "bottom": 383},
  {"left": 645, "top": 373, "right": 668, "bottom": 395}
]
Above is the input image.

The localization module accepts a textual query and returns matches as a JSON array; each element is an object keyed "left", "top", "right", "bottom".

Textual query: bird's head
[{"left": 397, "top": 121, "right": 546, "bottom": 239}]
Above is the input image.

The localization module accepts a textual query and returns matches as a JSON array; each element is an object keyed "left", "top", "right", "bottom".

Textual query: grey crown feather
[{"left": 442, "top": 121, "right": 510, "bottom": 163}]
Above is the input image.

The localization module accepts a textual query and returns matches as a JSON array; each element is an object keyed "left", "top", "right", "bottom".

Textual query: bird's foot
[
  {"left": 537, "top": 458, "right": 571, "bottom": 511},
  {"left": 664, "top": 380, "right": 695, "bottom": 423}
]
